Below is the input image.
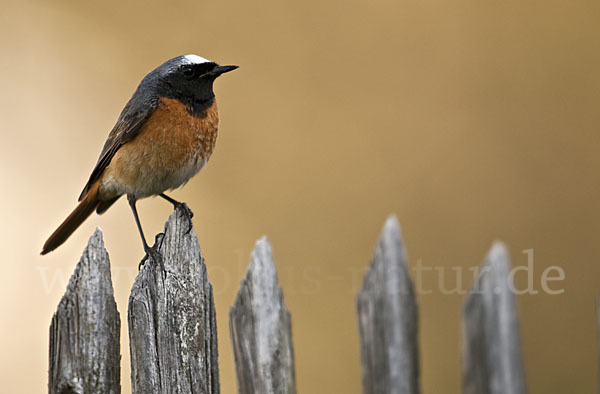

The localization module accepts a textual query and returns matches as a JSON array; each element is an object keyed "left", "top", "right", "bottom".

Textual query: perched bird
[{"left": 41, "top": 54, "right": 237, "bottom": 257}]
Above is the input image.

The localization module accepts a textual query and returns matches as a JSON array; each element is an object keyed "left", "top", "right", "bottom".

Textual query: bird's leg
[
  {"left": 128, "top": 194, "right": 163, "bottom": 270},
  {"left": 159, "top": 193, "right": 194, "bottom": 234}
]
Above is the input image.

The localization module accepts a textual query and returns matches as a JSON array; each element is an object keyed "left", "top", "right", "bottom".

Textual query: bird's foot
[
  {"left": 175, "top": 203, "right": 194, "bottom": 235},
  {"left": 159, "top": 193, "right": 194, "bottom": 234},
  {"left": 138, "top": 233, "right": 165, "bottom": 271}
]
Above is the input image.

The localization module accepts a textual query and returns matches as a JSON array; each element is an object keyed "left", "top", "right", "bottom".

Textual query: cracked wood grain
[
  {"left": 48, "top": 228, "right": 121, "bottom": 394},
  {"left": 128, "top": 206, "right": 219, "bottom": 394},
  {"left": 230, "top": 237, "right": 296, "bottom": 394}
]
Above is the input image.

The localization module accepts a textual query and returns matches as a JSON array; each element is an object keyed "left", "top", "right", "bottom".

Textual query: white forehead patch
[{"left": 184, "top": 54, "right": 211, "bottom": 64}]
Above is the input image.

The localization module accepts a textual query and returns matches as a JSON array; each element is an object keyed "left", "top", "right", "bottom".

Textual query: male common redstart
[{"left": 41, "top": 54, "right": 237, "bottom": 256}]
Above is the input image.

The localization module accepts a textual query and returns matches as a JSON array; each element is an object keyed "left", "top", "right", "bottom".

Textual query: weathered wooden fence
[{"left": 48, "top": 209, "right": 583, "bottom": 393}]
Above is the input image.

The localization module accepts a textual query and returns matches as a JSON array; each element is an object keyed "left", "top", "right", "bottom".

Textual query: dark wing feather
[{"left": 78, "top": 92, "right": 159, "bottom": 201}]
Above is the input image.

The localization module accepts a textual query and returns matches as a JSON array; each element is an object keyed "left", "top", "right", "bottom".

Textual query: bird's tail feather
[{"left": 41, "top": 182, "right": 101, "bottom": 255}]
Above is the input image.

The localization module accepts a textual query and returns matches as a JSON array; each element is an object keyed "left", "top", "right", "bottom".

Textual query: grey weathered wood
[
  {"left": 357, "top": 215, "right": 420, "bottom": 394},
  {"left": 462, "top": 242, "right": 526, "bottom": 394},
  {"left": 128, "top": 207, "right": 219, "bottom": 394},
  {"left": 229, "top": 237, "right": 296, "bottom": 394},
  {"left": 48, "top": 228, "right": 121, "bottom": 394}
]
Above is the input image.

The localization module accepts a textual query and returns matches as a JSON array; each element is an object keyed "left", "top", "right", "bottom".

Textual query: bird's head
[
  {"left": 160, "top": 55, "right": 237, "bottom": 89},
  {"left": 144, "top": 54, "right": 238, "bottom": 114}
]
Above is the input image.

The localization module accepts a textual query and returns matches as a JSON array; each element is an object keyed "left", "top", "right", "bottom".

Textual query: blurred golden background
[{"left": 1, "top": 0, "right": 598, "bottom": 392}]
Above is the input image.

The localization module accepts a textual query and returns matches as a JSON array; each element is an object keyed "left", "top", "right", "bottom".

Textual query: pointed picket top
[
  {"left": 49, "top": 228, "right": 121, "bottom": 394},
  {"left": 462, "top": 241, "right": 526, "bottom": 394},
  {"left": 357, "top": 214, "right": 420, "bottom": 394},
  {"left": 230, "top": 236, "right": 296, "bottom": 394},
  {"left": 128, "top": 206, "right": 219, "bottom": 394}
]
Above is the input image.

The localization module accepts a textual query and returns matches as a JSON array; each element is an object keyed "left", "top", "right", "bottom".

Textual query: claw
[
  {"left": 138, "top": 233, "right": 165, "bottom": 271},
  {"left": 154, "top": 232, "right": 165, "bottom": 248},
  {"left": 138, "top": 256, "right": 147, "bottom": 271},
  {"left": 178, "top": 203, "right": 194, "bottom": 234},
  {"left": 159, "top": 193, "right": 194, "bottom": 234}
]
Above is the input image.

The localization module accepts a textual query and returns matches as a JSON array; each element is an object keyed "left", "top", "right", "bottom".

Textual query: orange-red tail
[{"left": 41, "top": 183, "right": 101, "bottom": 255}]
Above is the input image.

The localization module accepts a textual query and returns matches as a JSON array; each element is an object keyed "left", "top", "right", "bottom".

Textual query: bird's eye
[{"left": 181, "top": 66, "right": 195, "bottom": 78}]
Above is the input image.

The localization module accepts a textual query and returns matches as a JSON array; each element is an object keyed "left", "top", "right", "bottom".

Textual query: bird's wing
[{"left": 78, "top": 93, "right": 159, "bottom": 201}]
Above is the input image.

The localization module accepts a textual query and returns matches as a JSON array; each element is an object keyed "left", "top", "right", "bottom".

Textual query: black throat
[
  {"left": 158, "top": 79, "right": 216, "bottom": 118},
  {"left": 179, "top": 92, "right": 215, "bottom": 118}
]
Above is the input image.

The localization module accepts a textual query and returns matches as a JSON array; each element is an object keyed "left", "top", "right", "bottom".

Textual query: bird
[{"left": 41, "top": 54, "right": 238, "bottom": 257}]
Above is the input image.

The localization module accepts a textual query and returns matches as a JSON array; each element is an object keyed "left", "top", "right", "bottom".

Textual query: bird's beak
[{"left": 212, "top": 65, "right": 239, "bottom": 76}]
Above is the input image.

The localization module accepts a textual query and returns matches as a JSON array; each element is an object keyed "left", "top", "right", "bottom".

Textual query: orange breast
[{"left": 100, "top": 97, "right": 219, "bottom": 199}]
